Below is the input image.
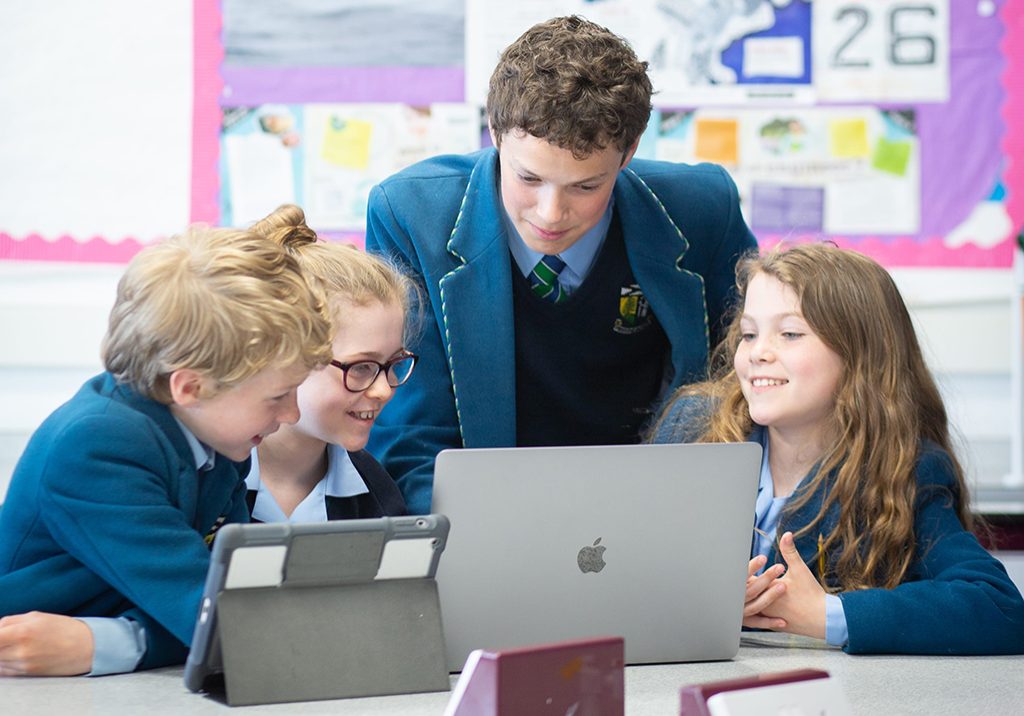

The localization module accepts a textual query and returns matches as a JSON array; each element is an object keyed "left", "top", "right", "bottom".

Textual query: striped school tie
[{"left": 529, "top": 254, "right": 569, "bottom": 304}]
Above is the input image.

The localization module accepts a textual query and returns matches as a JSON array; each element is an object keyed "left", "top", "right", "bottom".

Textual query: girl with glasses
[{"left": 248, "top": 204, "right": 419, "bottom": 521}]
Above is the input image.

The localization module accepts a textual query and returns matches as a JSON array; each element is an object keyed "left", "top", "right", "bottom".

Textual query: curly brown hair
[{"left": 487, "top": 15, "right": 653, "bottom": 159}]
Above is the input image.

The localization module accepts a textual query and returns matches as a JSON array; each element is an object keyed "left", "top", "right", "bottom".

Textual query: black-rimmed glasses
[{"left": 329, "top": 351, "right": 418, "bottom": 393}]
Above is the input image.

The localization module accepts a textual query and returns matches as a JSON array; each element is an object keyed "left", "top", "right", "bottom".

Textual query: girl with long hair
[{"left": 651, "top": 243, "right": 1024, "bottom": 654}]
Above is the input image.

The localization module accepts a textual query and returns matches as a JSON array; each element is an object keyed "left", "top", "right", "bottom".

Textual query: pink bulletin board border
[
  {"left": 190, "top": 0, "right": 224, "bottom": 227},
  {"left": 2, "top": 0, "right": 1021, "bottom": 266},
  {"left": 0, "top": 233, "right": 147, "bottom": 263},
  {"left": 758, "top": 234, "right": 1018, "bottom": 268},
  {"left": 1002, "top": 0, "right": 1024, "bottom": 243}
]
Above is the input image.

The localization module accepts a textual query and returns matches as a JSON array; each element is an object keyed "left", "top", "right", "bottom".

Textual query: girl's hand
[
  {"left": 742, "top": 554, "right": 788, "bottom": 630},
  {"left": 760, "top": 532, "right": 827, "bottom": 640}
]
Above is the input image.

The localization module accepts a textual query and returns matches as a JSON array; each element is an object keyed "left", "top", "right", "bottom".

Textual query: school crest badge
[{"left": 614, "top": 284, "right": 652, "bottom": 335}]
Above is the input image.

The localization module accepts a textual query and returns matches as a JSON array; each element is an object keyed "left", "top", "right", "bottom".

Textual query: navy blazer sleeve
[
  {"left": 365, "top": 182, "right": 464, "bottom": 514},
  {"left": 840, "top": 447, "right": 1024, "bottom": 655},
  {"left": 34, "top": 414, "right": 249, "bottom": 649}
]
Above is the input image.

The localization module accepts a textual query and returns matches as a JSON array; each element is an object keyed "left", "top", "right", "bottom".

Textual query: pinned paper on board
[
  {"left": 695, "top": 118, "right": 739, "bottom": 165},
  {"left": 829, "top": 119, "right": 870, "bottom": 158},
  {"left": 750, "top": 184, "right": 825, "bottom": 233},
  {"left": 742, "top": 36, "right": 805, "bottom": 79},
  {"left": 638, "top": 106, "right": 920, "bottom": 237},
  {"left": 322, "top": 116, "right": 374, "bottom": 169},
  {"left": 872, "top": 137, "right": 913, "bottom": 176},
  {"left": 223, "top": 131, "right": 297, "bottom": 227}
]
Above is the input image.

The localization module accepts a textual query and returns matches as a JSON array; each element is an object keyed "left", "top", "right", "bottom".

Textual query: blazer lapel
[
  {"left": 111, "top": 378, "right": 244, "bottom": 532},
  {"left": 438, "top": 151, "right": 517, "bottom": 447},
  {"left": 766, "top": 469, "right": 835, "bottom": 578},
  {"left": 110, "top": 378, "right": 194, "bottom": 469},
  {"left": 615, "top": 168, "right": 711, "bottom": 389}
]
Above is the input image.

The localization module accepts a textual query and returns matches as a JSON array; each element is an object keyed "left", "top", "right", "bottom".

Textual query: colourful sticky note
[
  {"left": 695, "top": 118, "right": 739, "bottom": 164},
  {"left": 321, "top": 116, "right": 373, "bottom": 169},
  {"left": 828, "top": 118, "right": 869, "bottom": 158},
  {"left": 871, "top": 137, "right": 912, "bottom": 176}
]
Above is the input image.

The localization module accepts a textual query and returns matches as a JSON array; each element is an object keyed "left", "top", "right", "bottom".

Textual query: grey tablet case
[
  {"left": 432, "top": 443, "right": 761, "bottom": 671},
  {"left": 183, "top": 516, "right": 450, "bottom": 706}
]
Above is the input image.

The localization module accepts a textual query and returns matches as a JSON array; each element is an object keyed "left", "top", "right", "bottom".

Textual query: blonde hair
[
  {"left": 102, "top": 225, "right": 333, "bottom": 403},
  {"left": 249, "top": 205, "right": 420, "bottom": 342},
  {"left": 651, "top": 243, "right": 970, "bottom": 591}
]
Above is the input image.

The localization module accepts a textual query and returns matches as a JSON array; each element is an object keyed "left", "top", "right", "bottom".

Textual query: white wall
[
  {"left": 892, "top": 266, "right": 1022, "bottom": 495},
  {"left": 1, "top": 261, "right": 1020, "bottom": 502},
  {"left": 0, "top": 262, "right": 119, "bottom": 500}
]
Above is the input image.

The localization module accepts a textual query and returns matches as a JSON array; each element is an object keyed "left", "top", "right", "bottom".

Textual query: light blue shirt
[
  {"left": 245, "top": 444, "right": 368, "bottom": 523},
  {"left": 174, "top": 416, "right": 216, "bottom": 472},
  {"left": 79, "top": 615, "right": 147, "bottom": 676},
  {"left": 753, "top": 436, "right": 849, "bottom": 647},
  {"left": 83, "top": 418, "right": 213, "bottom": 675},
  {"left": 504, "top": 195, "right": 615, "bottom": 292}
]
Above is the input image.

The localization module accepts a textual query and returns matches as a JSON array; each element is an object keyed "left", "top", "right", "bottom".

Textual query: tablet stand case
[{"left": 215, "top": 528, "right": 449, "bottom": 706}]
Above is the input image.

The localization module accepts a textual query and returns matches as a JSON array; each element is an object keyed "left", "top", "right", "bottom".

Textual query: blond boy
[{"left": 0, "top": 226, "right": 331, "bottom": 674}]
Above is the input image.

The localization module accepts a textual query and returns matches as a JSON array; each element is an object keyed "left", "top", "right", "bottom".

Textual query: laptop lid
[{"left": 432, "top": 442, "right": 761, "bottom": 671}]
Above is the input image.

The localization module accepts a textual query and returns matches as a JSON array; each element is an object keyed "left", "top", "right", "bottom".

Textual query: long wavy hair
[{"left": 651, "top": 243, "right": 971, "bottom": 591}]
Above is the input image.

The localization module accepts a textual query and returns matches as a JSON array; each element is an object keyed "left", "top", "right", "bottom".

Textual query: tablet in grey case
[{"left": 184, "top": 516, "right": 451, "bottom": 706}]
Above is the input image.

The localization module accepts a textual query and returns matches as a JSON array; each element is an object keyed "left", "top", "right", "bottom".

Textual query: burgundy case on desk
[
  {"left": 446, "top": 636, "right": 624, "bottom": 716},
  {"left": 679, "top": 668, "right": 830, "bottom": 716}
]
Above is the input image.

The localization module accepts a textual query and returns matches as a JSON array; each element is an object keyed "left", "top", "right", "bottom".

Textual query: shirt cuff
[
  {"left": 78, "top": 616, "right": 147, "bottom": 676},
  {"left": 824, "top": 594, "right": 850, "bottom": 647}
]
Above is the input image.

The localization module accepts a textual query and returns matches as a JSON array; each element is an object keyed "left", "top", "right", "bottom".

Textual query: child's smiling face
[
  {"left": 171, "top": 363, "right": 310, "bottom": 462},
  {"left": 734, "top": 272, "right": 844, "bottom": 446},
  {"left": 293, "top": 299, "right": 406, "bottom": 452}
]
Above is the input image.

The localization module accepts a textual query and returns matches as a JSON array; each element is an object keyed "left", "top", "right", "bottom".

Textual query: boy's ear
[
  {"left": 168, "top": 368, "right": 206, "bottom": 407},
  {"left": 487, "top": 122, "right": 501, "bottom": 150},
  {"left": 620, "top": 138, "right": 640, "bottom": 168}
]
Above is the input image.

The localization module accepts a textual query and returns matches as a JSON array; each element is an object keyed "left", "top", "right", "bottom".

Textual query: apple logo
[{"left": 577, "top": 538, "right": 607, "bottom": 573}]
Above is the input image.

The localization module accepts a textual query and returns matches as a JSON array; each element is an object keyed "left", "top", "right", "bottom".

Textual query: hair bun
[
  {"left": 277, "top": 223, "right": 318, "bottom": 249},
  {"left": 250, "top": 204, "right": 318, "bottom": 248}
]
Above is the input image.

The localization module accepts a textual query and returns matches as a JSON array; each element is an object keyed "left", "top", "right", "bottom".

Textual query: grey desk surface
[{"left": 3, "top": 633, "right": 1022, "bottom": 715}]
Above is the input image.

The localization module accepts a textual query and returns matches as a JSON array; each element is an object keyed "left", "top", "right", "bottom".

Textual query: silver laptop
[{"left": 432, "top": 442, "right": 761, "bottom": 671}]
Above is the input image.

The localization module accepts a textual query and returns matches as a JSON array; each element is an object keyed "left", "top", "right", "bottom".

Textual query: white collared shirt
[{"left": 245, "top": 444, "right": 369, "bottom": 523}]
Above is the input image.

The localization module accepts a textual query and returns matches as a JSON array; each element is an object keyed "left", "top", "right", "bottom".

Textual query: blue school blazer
[
  {"left": 0, "top": 373, "right": 250, "bottom": 668},
  {"left": 365, "top": 148, "right": 756, "bottom": 513},
  {"left": 653, "top": 402, "right": 1024, "bottom": 655}
]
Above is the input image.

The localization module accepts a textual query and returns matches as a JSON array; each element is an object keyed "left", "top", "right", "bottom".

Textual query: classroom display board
[{"left": 1, "top": 0, "right": 1021, "bottom": 267}]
